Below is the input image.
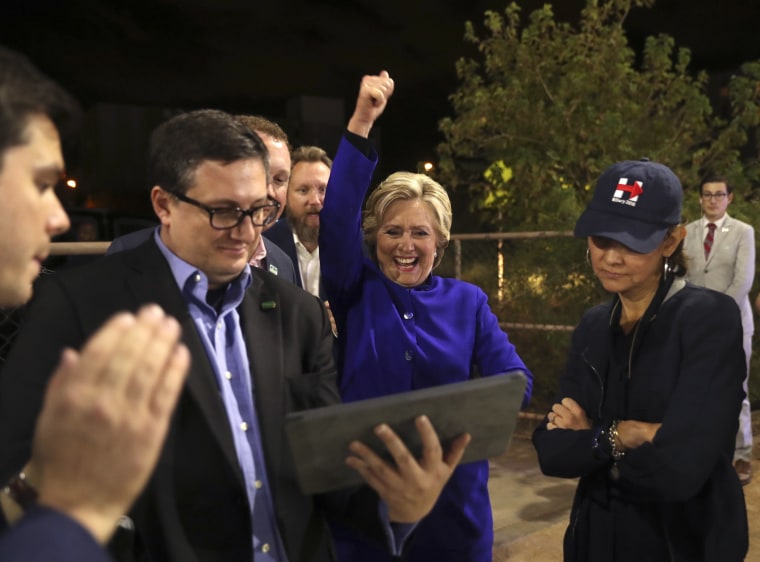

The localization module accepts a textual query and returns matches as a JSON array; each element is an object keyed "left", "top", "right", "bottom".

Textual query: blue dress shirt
[{"left": 155, "top": 233, "right": 287, "bottom": 562}]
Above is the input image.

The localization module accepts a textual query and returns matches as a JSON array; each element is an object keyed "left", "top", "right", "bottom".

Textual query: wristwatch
[{"left": 2, "top": 471, "right": 38, "bottom": 511}]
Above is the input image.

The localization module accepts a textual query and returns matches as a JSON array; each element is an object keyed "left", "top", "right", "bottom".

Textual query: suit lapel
[
  {"left": 687, "top": 223, "right": 706, "bottom": 268},
  {"left": 123, "top": 241, "right": 245, "bottom": 487},
  {"left": 265, "top": 221, "right": 302, "bottom": 288},
  {"left": 241, "top": 271, "right": 287, "bottom": 478}
]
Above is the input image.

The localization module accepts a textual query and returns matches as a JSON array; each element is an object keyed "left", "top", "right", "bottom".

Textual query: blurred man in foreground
[{"left": 0, "top": 45, "right": 189, "bottom": 561}]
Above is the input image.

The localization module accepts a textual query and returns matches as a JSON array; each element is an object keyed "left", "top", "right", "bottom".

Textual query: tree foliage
[
  {"left": 437, "top": 0, "right": 760, "bottom": 230},
  {"left": 436, "top": 0, "right": 760, "bottom": 409}
]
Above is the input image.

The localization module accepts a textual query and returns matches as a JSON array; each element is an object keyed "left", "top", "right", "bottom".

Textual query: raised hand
[
  {"left": 347, "top": 70, "right": 395, "bottom": 138},
  {"left": 31, "top": 304, "right": 189, "bottom": 543}
]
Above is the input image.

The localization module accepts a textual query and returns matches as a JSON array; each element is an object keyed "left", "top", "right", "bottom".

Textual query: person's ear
[
  {"left": 663, "top": 225, "right": 686, "bottom": 256},
  {"left": 151, "top": 186, "right": 173, "bottom": 226}
]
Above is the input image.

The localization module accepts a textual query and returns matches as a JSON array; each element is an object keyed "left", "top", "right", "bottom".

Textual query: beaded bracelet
[{"left": 608, "top": 420, "right": 626, "bottom": 461}]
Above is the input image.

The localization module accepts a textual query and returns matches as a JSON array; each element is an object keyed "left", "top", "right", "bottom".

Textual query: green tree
[
  {"left": 438, "top": 0, "right": 760, "bottom": 229},
  {"left": 436, "top": 0, "right": 760, "bottom": 410}
]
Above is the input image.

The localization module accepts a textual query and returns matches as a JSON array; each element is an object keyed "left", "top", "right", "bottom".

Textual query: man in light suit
[
  {"left": 0, "top": 46, "right": 189, "bottom": 561},
  {"left": 685, "top": 176, "right": 756, "bottom": 484},
  {"left": 0, "top": 98, "right": 467, "bottom": 561}
]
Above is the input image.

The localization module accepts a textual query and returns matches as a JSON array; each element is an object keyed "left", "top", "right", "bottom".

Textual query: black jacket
[
  {"left": 533, "top": 278, "right": 748, "bottom": 561},
  {"left": 0, "top": 239, "right": 383, "bottom": 562}
]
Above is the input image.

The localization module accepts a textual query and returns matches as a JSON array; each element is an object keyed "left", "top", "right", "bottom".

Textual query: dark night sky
[{"left": 2, "top": 0, "right": 760, "bottom": 213}]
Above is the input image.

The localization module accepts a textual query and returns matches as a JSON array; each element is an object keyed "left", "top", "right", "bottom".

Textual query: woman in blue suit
[{"left": 320, "top": 70, "right": 532, "bottom": 562}]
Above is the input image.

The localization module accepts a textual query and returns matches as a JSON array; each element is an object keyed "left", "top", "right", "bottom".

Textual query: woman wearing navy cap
[{"left": 533, "top": 160, "right": 748, "bottom": 561}]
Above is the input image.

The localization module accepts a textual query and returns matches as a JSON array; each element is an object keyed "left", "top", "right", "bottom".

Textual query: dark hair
[
  {"left": 147, "top": 109, "right": 269, "bottom": 195},
  {"left": 667, "top": 226, "right": 688, "bottom": 277},
  {"left": 0, "top": 46, "right": 81, "bottom": 168},
  {"left": 291, "top": 145, "right": 332, "bottom": 170},
  {"left": 701, "top": 175, "right": 732, "bottom": 195},
  {"left": 235, "top": 115, "right": 290, "bottom": 149}
]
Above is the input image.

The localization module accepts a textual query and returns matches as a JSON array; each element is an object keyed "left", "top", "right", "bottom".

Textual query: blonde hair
[{"left": 362, "top": 172, "right": 452, "bottom": 268}]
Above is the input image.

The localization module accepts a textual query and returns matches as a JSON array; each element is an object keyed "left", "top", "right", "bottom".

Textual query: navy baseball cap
[{"left": 574, "top": 159, "right": 683, "bottom": 253}]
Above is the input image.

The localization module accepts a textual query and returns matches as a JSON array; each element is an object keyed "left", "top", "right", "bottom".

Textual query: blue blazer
[
  {"left": 320, "top": 136, "right": 531, "bottom": 562},
  {"left": 0, "top": 506, "right": 109, "bottom": 561}
]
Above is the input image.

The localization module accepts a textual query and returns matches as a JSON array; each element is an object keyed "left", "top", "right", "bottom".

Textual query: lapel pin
[{"left": 261, "top": 300, "right": 277, "bottom": 310}]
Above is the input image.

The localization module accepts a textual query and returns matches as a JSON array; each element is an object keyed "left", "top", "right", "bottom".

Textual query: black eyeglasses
[
  {"left": 170, "top": 191, "right": 280, "bottom": 229},
  {"left": 701, "top": 192, "right": 728, "bottom": 200}
]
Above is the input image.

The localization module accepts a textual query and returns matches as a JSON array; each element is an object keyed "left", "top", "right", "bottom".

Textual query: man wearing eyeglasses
[
  {"left": 684, "top": 176, "right": 755, "bottom": 485},
  {"left": 0, "top": 106, "right": 468, "bottom": 561},
  {"left": 107, "top": 114, "right": 297, "bottom": 283}
]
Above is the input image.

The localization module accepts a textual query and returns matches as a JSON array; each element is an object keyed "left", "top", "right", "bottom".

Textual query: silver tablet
[{"left": 285, "top": 371, "right": 528, "bottom": 494}]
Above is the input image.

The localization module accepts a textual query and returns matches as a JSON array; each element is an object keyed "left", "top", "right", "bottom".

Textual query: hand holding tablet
[{"left": 285, "top": 372, "right": 527, "bottom": 495}]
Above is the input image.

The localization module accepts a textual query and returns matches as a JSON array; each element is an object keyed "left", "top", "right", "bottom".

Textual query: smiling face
[
  {"left": 0, "top": 114, "right": 70, "bottom": 306},
  {"left": 376, "top": 198, "right": 439, "bottom": 288},
  {"left": 258, "top": 132, "right": 290, "bottom": 222},
  {"left": 153, "top": 157, "right": 269, "bottom": 289}
]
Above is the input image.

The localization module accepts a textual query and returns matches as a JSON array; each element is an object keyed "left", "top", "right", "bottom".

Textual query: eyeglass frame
[
  {"left": 168, "top": 189, "right": 280, "bottom": 229},
  {"left": 700, "top": 192, "right": 729, "bottom": 200}
]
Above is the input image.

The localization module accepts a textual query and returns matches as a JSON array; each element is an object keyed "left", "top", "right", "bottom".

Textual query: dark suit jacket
[
  {"left": 108, "top": 227, "right": 298, "bottom": 285},
  {"left": 0, "top": 239, "right": 382, "bottom": 562},
  {"left": 263, "top": 220, "right": 327, "bottom": 300}
]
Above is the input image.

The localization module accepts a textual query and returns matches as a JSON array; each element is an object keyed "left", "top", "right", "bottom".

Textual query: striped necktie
[{"left": 704, "top": 222, "right": 716, "bottom": 259}]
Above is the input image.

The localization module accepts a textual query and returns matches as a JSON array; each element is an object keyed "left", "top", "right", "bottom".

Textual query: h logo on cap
[{"left": 611, "top": 178, "right": 644, "bottom": 207}]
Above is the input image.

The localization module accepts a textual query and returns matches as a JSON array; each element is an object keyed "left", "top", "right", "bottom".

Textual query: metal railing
[
  {"left": 0, "top": 231, "right": 595, "bottom": 414},
  {"left": 1, "top": 231, "right": 586, "bottom": 352}
]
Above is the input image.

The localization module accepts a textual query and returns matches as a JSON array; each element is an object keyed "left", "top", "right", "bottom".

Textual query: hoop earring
[
  {"left": 663, "top": 256, "right": 672, "bottom": 281},
  {"left": 585, "top": 248, "right": 591, "bottom": 267}
]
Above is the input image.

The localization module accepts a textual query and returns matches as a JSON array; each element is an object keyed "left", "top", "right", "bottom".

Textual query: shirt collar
[
  {"left": 703, "top": 214, "right": 728, "bottom": 230},
  {"left": 249, "top": 236, "right": 267, "bottom": 269},
  {"left": 154, "top": 229, "right": 252, "bottom": 309},
  {"left": 292, "top": 231, "right": 318, "bottom": 256}
]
